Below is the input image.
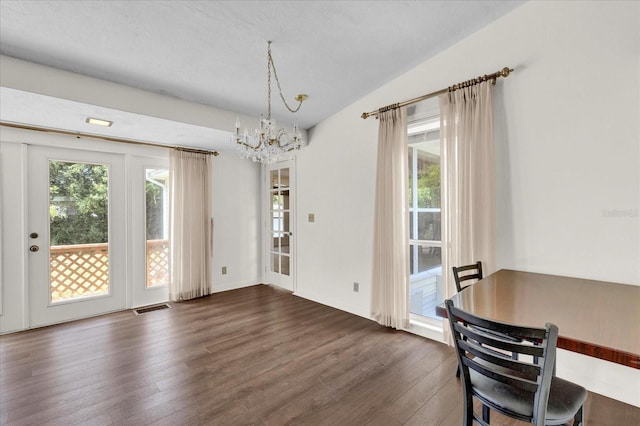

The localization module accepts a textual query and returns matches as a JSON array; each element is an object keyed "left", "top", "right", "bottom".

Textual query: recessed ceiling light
[{"left": 86, "top": 117, "right": 113, "bottom": 127}]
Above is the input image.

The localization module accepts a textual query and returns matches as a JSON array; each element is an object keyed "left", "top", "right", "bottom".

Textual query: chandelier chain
[
  {"left": 267, "top": 42, "right": 303, "bottom": 115},
  {"left": 267, "top": 43, "right": 272, "bottom": 119}
]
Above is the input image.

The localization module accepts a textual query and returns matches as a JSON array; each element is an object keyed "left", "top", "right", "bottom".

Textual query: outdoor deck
[
  {"left": 410, "top": 266, "right": 443, "bottom": 319},
  {"left": 49, "top": 239, "right": 169, "bottom": 302}
]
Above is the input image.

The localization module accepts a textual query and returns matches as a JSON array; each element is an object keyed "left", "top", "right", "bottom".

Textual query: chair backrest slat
[
  {"left": 452, "top": 261, "right": 483, "bottom": 292},
  {"left": 462, "top": 356, "right": 541, "bottom": 394},
  {"left": 458, "top": 336, "right": 543, "bottom": 378},
  {"left": 454, "top": 321, "right": 545, "bottom": 358}
]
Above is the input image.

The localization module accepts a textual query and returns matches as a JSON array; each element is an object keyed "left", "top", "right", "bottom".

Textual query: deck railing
[{"left": 49, "top": 240, "right": 169, "bottom": 302}]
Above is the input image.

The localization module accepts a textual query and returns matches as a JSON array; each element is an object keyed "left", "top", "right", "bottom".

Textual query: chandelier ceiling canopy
[{"left": 233, "top": 41, "right": 307, "bottom": 164}]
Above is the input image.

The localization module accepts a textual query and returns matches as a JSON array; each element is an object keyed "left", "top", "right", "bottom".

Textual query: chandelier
[{"left": 233, "top": 41, "right": 307, "bottom": 164}]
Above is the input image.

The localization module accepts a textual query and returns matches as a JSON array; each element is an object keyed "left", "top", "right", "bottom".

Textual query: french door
[
  {"left": 265, "top": 161, "right": 295, "bottom": 291},
  {"left": 130, "top": 156, "right": 170, "bottom": 307},
  {"left": 28, "top": 146, "right": 127, "bottom": 327}
]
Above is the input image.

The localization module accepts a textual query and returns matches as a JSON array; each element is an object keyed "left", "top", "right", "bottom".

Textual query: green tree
[
  {"left": 417, "top": 162, "right": 441, "bottom": 208},
  {"left": 145, "top": 180, "right": 164, "bottom": 240},
  {"left": 409, "top": 162, "right": 441, "bottom": 208},
  {"left": 49, "top": 161, "right": 109, "bottom": 245}
]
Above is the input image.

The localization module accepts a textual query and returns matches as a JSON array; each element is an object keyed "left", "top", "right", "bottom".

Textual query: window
[{"left": 408, "top": 107, "right": 442, "bottom": 321}]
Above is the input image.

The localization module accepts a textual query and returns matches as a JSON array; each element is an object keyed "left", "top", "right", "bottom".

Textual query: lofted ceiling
[{"left": 0, "top": 0, "right": 524, "bottom": 151}]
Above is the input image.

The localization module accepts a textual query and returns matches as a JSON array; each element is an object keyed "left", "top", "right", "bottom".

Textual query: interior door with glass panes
[{"left": 265, "top": 161, "right": 294, "bottom": 291}]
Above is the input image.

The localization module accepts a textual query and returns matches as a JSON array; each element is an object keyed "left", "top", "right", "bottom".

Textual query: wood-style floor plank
[{"left": 1, "top": 284, "right": 638, "bottom": 425}]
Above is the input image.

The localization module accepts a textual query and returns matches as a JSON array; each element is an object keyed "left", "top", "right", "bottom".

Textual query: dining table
[{"left": 435, "top": 269, "right": 640, "bottom": 369}]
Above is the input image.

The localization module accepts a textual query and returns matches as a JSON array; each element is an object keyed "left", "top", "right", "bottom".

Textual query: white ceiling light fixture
[
  {"left": 233, "top": 41, "right": 307, "bottom": 164},
  {"left": 85, "top": 117, "right": 113, "bottom": 127}
]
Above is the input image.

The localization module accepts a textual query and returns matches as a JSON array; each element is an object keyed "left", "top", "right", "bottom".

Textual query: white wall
[
  {"left": 296, "top": 0, "right": 639, "bottom": 405},
  {"left": 211, "top": 153, "right": 262, "bottom": 291}
]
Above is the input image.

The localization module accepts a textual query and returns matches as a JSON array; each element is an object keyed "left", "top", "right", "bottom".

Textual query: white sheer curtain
[
  {"left": 169, "top": 149, "right": 213, "bottom": 301},
  {"left": 440, "top": 81, "right": 496, "bottom": 343},
  {"left": 371, "top": 107, "right": 410, "bottom": 329}
]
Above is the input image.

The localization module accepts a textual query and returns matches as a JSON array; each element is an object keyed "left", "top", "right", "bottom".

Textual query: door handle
[{"left": 29, "top": 245, "right": 40, "bottom": 252}]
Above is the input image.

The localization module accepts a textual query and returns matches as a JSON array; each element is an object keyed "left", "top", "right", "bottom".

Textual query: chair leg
[
  {"left": 573, "top": 406, "right": 583, "bottom": 426},
  {"left": 463, "top": 397, "right": 474, "bottom": 426},
  {"left": 482, "top": 404, "right": 490, "bottom": 423}
]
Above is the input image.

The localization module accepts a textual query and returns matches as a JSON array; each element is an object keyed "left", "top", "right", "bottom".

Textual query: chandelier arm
[{"left": 235, "top": 135, "right": 264, "bottom": 151}]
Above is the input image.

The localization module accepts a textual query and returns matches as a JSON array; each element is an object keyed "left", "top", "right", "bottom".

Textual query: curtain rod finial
[
  {"left": 500, "top": 67, "right": 513, "bottom": 78},
  {"left": 361, "top": 112, "right": 369, "bottom": 120}
]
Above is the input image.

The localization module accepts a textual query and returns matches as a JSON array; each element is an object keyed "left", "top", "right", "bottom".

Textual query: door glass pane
[
  {"left": 281, "top": 255, "right": 290, "bottom": 276},
  {"left": 270, "top": 170, "right": 279, "bottom": 189},
  {"left": 282, "top": 211, "right": 290, "bottom": 233},
  {"left": 271, "top": 233, "right": 280, "bottom": 251},
  {"left": 417, "top": 211, "right": 441, "bottom": 241},
  {"left": 145, "top": 168, "right": 169, "bottom": 287},
  {"left": 417, "top": 155, "right": 440, "bottom": 209},
  {"left": 281, "top": 233, "right": 290, "bottom": 254},
  {"left": 272, "top": 194, "right": 283, "bottom": 210},
  {"left": 272, "top": 211, "right": 282, "bottom": 233},
  {"left": 271, "top": 253, "right": 279, "bottom": 273},
  {"left": 49, "top": 161, "right": 109, "bottom": 303},
  {"left": 280, "top": 168, "right": 289, "bottom": 188}
]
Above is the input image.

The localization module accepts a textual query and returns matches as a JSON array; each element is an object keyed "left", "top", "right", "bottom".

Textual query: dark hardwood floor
[{"left": 1, "top": 285, "right": 638, "bottom": 425}]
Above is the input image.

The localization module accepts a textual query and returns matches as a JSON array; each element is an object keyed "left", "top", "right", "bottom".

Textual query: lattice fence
[
  {"left": 49, "top": 239, "right": 170, "bottom": 302},
  {"left": 50, "top": 243, "right": 110, "bottom": 302},
  {"left": 146, "top": 239, "right": 169, "bottom": 287}
]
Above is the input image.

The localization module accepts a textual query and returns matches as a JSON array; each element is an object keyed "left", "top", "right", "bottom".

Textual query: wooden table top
[{"left": 436, "top": 269, "right": 640, "bottom": 369}]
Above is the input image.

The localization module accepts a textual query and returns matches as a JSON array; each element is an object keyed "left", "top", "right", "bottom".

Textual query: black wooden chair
[
  {"left": 451, "top": 261, "right": 521, "bottom": 378},
  {"left": 452, "top": 261, "right": 483, "bottom": 293},
  {"left": 445, "top": 299, "right": 587, "bottom": 426}
]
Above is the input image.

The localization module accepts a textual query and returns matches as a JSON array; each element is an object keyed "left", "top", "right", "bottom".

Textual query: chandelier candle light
[{"left": 233, "top": 41, "right": 307, "bottom": 164}]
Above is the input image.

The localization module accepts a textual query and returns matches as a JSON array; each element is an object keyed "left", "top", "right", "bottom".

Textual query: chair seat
[{"left": 470, "top": 367, "right": 587, "bottom": 425}]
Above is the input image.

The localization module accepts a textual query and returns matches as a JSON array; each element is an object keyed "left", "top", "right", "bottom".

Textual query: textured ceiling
[{"left": 0, "top": 0, "right": 524, "bottom": 149}]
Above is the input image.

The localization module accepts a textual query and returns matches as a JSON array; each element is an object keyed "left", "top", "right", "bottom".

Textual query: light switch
[{"left": 308, "top": 213, "right": 315, "bottom": 222}]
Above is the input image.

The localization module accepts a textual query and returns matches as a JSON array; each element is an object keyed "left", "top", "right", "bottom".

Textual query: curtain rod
[
  {"left": 361, "top": 67, "right": 513, "bottom": 120},
  {"left": 0, "top": 121, "right": 220, "bottom": 156}
]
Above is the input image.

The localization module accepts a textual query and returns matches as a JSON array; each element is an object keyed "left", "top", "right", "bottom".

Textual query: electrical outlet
[
  {"left": 222, "top": 266, "right": 227, "bottom": 275},
  {"left": 353, "top": 282, "right": 359, "bottom": 292}
]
